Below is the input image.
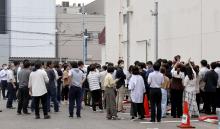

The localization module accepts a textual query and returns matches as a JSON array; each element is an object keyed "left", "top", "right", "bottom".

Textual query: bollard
[{"left": 217, "top": 108, "right": 220, "bottom": 129}]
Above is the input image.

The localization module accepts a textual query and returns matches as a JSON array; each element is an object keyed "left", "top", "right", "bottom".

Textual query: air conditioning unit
[
  {"left": 127, "top": 6, "right": 133, "bottom": 13},
  {"left": 122, "top": 6, "right": 133, "bottom": 14},
  {"left": 62, "top": 1, "right": 69, "bottom": 7}
]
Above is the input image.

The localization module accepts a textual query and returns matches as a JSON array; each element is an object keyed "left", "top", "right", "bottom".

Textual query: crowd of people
[{"left": 0, "top": 55, "right": 219, "bottom": 122}]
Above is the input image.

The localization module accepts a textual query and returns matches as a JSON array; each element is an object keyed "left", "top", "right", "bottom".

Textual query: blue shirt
[{"left": 68, "top": 68, "right": 84, "bottom": 88}]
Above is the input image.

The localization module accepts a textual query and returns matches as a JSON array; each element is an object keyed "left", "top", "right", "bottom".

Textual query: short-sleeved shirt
[
  {"left": 68, "top": 68, "right": 84, "bottom": 88},
  {"left": 29, "top": 69, "right": 49, "bottom": 97},
  {"left": 148, "top": 71, "right": 164, "bottom": 88},
  {"left": 18, "top": 68, "right": 31, "bottom": 88}
]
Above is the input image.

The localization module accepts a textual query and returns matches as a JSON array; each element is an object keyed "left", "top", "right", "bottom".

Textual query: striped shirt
[{"left": 87, "top": 71, "right": 101, "bottom": 91}]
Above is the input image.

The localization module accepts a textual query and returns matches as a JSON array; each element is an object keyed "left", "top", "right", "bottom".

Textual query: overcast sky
[{"left": 56, "top": 0, "right": 95, "bottom": 5}]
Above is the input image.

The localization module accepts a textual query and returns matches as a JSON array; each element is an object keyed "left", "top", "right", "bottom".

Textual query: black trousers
[
  {"left": 150, "top": 88, "right": 162, "bottom": 122},
  {"left": 216, "top": 88, "right": 220, "bottom": 108},
  {"left": 1, "top": 80, "right": 7, "bottom": 99},
  {"left": 57, "top": 82, "right": 62, "bottom": 102},
  {"left": 61, "top": 85, "right": 69, "bottom": 101},
  {"left": 131, "top": 102, "right": 145, "bottom": 118},
  {"left": 17, "top": 87, "right": 30, "bottom": 113},
  {"left": 91, "top": 89, "right": 103, "bottom": 111},
  {"left": 170, "top": 89, "right": 183, "bottom": 118},
  {"left": 196, "top": 93, "right": 201, "bottom": 111},
  {"left": 69, "top": 86, "right": 82, "bottom": 117},
  {"left": 6, "top": 83, "right": 16, "bottom": 108},
  {"left": 205, "top": 92, "right": 216, "bottom": 114},
  {"left": 34, "top": 93, "right": 48, "bottom": 116},
  {"left": 84, "top": 89, "right": 91, "bottom": 106}
]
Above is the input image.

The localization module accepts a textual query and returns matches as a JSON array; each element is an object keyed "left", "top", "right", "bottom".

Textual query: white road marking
[{"left": 140, "top": 120, "right": 199, "bottom": 124}]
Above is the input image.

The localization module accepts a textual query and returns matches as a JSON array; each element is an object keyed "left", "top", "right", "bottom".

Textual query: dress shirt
[
  {"left": 148, "top": 71, "right": 164, "bottom": 88},
  {"left": 29, "top": 69, "right": 49, "bottom": 97}
]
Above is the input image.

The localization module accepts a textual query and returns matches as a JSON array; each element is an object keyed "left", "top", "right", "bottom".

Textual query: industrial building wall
[
  {"left": 56, "top": 11, "right": 104, "bottom": 63},
  {"left": 10, "top": 0, "right": 56, "bottom": 58},
  {"left": 0, "top": 0, "right": 9, "bottom": 64},
  {"left": 104, "top": 0, "right": 220, "bottom": 65}
]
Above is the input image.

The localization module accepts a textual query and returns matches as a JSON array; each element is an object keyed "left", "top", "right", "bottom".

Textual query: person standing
[
  {"left": 170, "top": 62, "right": 185, "bottom": 118},
  {"left": 46, "top": 61, "right": 59, "bottom": 112},
  {"left": 68, "top": 61, "right": 85, "bottom": 118},
  {"left": 129, "top": 66, "right": 146, "bottom": 120},
  {"left": 160, "top": 67, "right": 170, "bottom": 118},
  {"left": 17, "top": 60, "right": 31, "bottom": 115},
  {"left": 214, "top": 62, "right": 220, "bottom": 109},
  {"left": 204, "top": 62, "right": 218, "bottom": 114},
  {"left": 87, "top": 64, "right": 103, "bottom": 112},
  {"left": 183, "top": 60, "right": 200, "bottom": 117},
  {"left": 29, "top": 61, "right": 50, "bottom": 119},
  {"left": 104, "top": 66, "right": 119, "bottom": 120},
  {"left": 148, "top": 63, "right": 164, "bottom": 122},
  {"left": 0, "top": 64, "right": 8, "bottom": 100},
  {"left": 145, "top": 61, "right": 154, "bottom": 95},
  {"left": 115, "top": 60, "right": 126, "bottom": 112},
  {"left": 198, "top": 60, "right": 209, "bottom": 112},
  {"left": 100, "top": 65, "right": 107, "bottom": 108},
  {"left": 0, "top": 68, "right": 2, "bottom": 112},
  {"left": 55, "top": 63, "right": 63, "bottom": 103},
  {"left": 13, "top": 61, "right": 21, "bottom": 100},
  {"left": 6, "top": 64, "right": 16, "bottom": 109},
  {"left": 78, "top": 61, "right": 86, "bottom": 107},
  {"left": 61, "top": 64, "right": 70, "bottom": 104}
]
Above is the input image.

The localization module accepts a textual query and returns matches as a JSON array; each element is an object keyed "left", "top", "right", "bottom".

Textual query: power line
[
  {"left": 0, "top": 30, "right": 83, "bottom": 36},
  {"left": 0, "top": 15, "right": 105, "bottom": 19},
  {"left": 0, "top": 43, "right": 100, "bottom": 48},
  {"left": 5, "top": 20, "right": 104, "bottom": 24}
]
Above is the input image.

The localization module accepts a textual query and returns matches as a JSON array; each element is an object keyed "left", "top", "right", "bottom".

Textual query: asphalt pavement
[{"left": 0, "top": 100, "right": 217, "bottom": 129}]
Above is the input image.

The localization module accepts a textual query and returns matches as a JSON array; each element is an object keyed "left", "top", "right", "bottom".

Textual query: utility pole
[
  {"left": 85, "top": 29, "right": 88, "bottom": 62},
  {"left": 151, "top": 1, "right": 158, "bottom": 61},
  {"left": 127, "top": 0, "right": 131, "bottom": 68},
  {"left": 82, "top": 3, "right": 86, "bottom": 64}
]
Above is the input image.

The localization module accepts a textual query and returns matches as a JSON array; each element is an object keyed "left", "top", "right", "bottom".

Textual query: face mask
[
  {"left": 120, "top": 64, "right": 124, "bottom": 68},
  {"left": 4, "top": 66, "right": 7, "bottom": 70}
]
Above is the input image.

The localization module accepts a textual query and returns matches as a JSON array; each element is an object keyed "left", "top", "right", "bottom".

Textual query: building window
[
  {"left": 62, "top": 2, "right": 69, "bottom": 7},
  {"left": 123, "top": 14, "right": 127, "bottom": 24},
  {"left": 0, "top": 0, "right": 6, "bottom": 34}
]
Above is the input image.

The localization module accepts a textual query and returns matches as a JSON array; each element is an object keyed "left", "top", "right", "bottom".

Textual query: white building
[
  {"left": 56, "top": 1, "right": 105, "bottom": 64},
  {"left": 0, "top": 0, "right": 56, "bottom": 64},
  {"left": 103, "top": 0, "right": 220, "bottom": 67}
]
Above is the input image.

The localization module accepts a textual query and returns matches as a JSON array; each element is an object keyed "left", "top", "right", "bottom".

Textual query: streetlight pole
[
  {"left": 127, "top": 0, "right": 131, "bottom": 68},
  {"left": 151, "top": 1, "right": 158, "bottom": 61},
  {"left": 82, "top": 3, "right": 86, "bottom": 64}
]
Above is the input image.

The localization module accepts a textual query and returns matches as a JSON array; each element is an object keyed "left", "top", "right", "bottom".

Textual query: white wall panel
[{"left": 10, "top": 0, "right": 56, "bottom": 57}]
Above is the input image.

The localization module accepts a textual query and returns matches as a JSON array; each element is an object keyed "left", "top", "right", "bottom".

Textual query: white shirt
[
  {"left": 129, "top": 75, "right": 146, "bottom": 103},
  {"left": 29, "top": 69, "right": 49, "bottom": 97},
  {"left": 198, "top": 67, "right": 209, "bottom": 91},
  {"left": 0, "top": 69, "right": 8, "bottom": 81},
  {"left": 17, "top": 66, "right": 21, "bottom": 83},
  {"left": 184, "top": 70, "right": 197, "bottom": 93},
  {"left": 100, "top": 70, "right": 107, "bottom": 90},
  {"left": 148, "top": 71, "right": 164, "bottom": 88},
  {"left": 171, "top": 68, "right": 185, "bottom": 79},
  {"left": 214, "top": 67, "right": 220, "bottom": 88},
  {"left": 53, "top": 68, "right": 59, "bottom": 87},
  {"left": 7, "top": 69, "right": 15, "bottom": 83},
  {"left": 87, "top": 71, "right": 101, "bottom": 91}
]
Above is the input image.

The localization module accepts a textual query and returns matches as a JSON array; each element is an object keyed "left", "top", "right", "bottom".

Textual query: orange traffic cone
[
  {"left": 143, "top": 95, "right": 150, "bottom": 118},
  {"left": 177, "top": 101, "right": 195, "bottom": 128}
]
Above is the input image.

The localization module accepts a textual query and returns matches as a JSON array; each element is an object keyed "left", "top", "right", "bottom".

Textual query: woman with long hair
[
  {"left": 183, "top": 59, "right": 200, "bottom": 117},
  {"left": 170, "top": 62, "right": 185, "bottom": 118}
]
